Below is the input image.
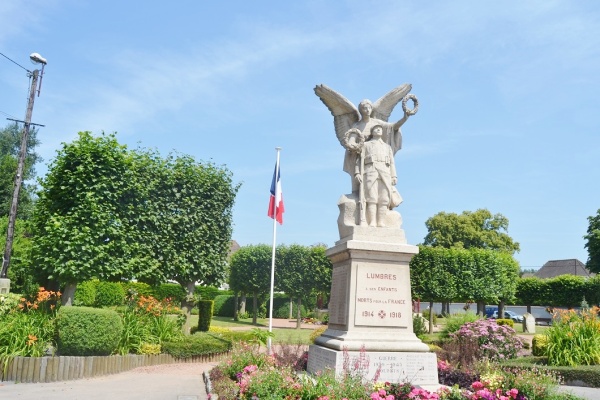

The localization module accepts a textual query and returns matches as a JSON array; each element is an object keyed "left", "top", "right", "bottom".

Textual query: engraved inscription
[{"left": 354, "top": 264, "right": 412, "bottom": 327}]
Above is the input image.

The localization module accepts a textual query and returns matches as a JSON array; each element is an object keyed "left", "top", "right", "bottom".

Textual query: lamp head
[{"left": 29, "top": 53, "right": 47, "bottom": 65}]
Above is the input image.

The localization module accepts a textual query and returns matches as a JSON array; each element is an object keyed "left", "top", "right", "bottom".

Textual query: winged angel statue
[{"left": 314, "top": 84, "right": 418, "bottom": 232}]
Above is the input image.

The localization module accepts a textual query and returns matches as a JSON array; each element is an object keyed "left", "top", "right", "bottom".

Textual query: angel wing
[
  {"left": 314, "top": 84, "right": 360, "bottom": 146},
  {"left": 372, "top": 83, "right": 412, "bottom": 122}
]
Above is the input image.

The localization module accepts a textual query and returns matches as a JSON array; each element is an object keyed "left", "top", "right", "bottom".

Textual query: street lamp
[{"left": 0, "top": 53, "right": 47, "bottom": 294}]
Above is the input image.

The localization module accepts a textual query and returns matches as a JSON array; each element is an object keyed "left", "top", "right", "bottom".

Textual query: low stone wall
[{"left": 2, "top": 352, "right": 227, "bottom": 383}]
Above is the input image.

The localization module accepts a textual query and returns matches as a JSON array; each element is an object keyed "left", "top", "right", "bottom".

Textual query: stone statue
[
  {"left": 355, "top": 125, "right": 397, "bottom": 227},
  {"left": 314, "top": 83, "right": 417, "bottom": 194},
  {"left": 314, "top": 84, "right": 418, "bottom": 234}
]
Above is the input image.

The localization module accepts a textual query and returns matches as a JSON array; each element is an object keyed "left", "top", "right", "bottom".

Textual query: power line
[{"left": 0, "top": 51, "right": 31, "bottom": 73}]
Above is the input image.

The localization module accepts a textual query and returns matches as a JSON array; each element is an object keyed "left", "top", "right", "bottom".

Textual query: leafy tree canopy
[
  {"left": 422, "top": 208, "right": 520, "bottom": 254},
  {"left": 584, "top": 209, "right": 600, "bottom": 273},
  {"left": 0, "top": 122, "right": 42, "bottom": 219}
]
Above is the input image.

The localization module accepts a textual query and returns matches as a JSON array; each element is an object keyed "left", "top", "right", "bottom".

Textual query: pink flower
[
  {"left": 508, "top": 388, "right": 519, "bottom": 399},
  {"left": 471, "top": 381, "right": 484, "bottom": 390}
]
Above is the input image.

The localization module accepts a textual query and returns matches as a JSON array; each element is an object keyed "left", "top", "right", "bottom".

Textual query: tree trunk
[
  {"left": 428, "top": 301, "right": 434, "bottom": 334},
  {"left": 296, "top": 297, "right": 302, "bottom": 329},
  {"left": 240, "top": 294, "right": 246, "bottom": 314},
  {"left": 289, "top": 298, "right": 293, "bottom": 319},
  {"left": 252, "top": 292, "right": 258, "bottom": 325},
  {"left": 441, "top": 301, "right": 450, "bottom": 316},
  {"left": 498, "top": 300, "right": 505, "bottom": 320},
  {"left": 233, "top": 292, "right": 239, "bottom": 321},
  {"left": 476, "top": 301, "right": 485, "bottom": 317},
  {"left": 61, "top": 282, "right": 77, "bottom": 306},
  {"left": 180, "top": 282, "right": 196, "bottom": 335},
  {"left": 527, "top": 304, "right": 532, "bottom": 314}
]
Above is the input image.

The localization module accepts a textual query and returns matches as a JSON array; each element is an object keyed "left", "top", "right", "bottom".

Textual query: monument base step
[{"left": 307, "top": 344, "right": 439, "bottom": 386}]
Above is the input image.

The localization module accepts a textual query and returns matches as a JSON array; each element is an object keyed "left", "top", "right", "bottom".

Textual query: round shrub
[
  {"left": 449, "top": 319, "right": 523, "bottom": 361},
  {"left": 532, "top": 334, "right": 548, "bottom": 356},
  {"left": 496, "top": 318, "right": 514, "bottom": 328},
  {"left": 95, "top": 281, "right": 125, "bottom": 307},
  {"left": 73, "top": 280, "right": 97, "bottom": 306},
  {"left": 57, "top": 306, "right": 123, "bottom": 355},
  {"left": 213, "top": 295, "right": 235, "bottom": 317}
]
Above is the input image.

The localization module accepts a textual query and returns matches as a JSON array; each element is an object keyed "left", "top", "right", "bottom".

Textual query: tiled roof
[{"left": 534, "top": 259, "right": 592, "bottom": 279}]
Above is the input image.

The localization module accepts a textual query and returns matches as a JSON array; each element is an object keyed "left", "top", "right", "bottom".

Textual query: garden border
[{"left": 1, "top": 352, "right": 229, "bottom": 383}]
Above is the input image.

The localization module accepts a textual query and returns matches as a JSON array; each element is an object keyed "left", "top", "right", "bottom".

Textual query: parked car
[{"left": 492, "top": 310, "right": 524, "bottom": 323}]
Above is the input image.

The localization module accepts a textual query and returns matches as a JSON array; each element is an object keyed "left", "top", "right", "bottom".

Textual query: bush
[
  {"left": 195, "top": 286, "right": 231, "bottom": 300},
  {"left": 121, "top": 281, "right": 153, "bottom": 298},
  {"left": 213, "top": 295, "right": 236, "bottom": 317},
  {"left": 273, "top": 301, "right": 307, "bottom": 319},
  {"left": 162, "top": 332, "right": 231, "bottom": 358},
  {"left": 546, "top": 307, "right": 600, "bottom": 366},
  {"left": 310, "top": 326, "right": 327, "bottom": 343},
  {"left": 95, "top": 281, "right": 125, "bottom": 307},
  {"left": 448, "top": 319, "right": 523, "bottom": 362},
  {"left": 198, "top": 300, "right": 214, "bottom": 332},
  {"left": 57, "top": 306, "right": 122, "bottom": 356},
  {"left": 152, "top": 283, "right": 186, "bottom": 303},
  {"left": 532, "top": 334, "right": 549, "bottom": 357},
  {"left": 422, "top": 308, "right": 437, "bottom": 326},
  {"left": 440, "top": 312, "right": 480, "bottom": 339},
  {"left": 413, "top": 314, "right": 428, "bottom": 337},
  {"left": 496, "top": 318, "right": 514, "bottom": 328},
  {"left": 73, "top": 280, "right": 97, "bottom": 306}
]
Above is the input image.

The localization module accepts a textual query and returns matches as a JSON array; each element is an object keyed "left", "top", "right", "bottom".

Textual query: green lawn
[{"left": 189, "top": 315, "right": 318, "bottom": 344}]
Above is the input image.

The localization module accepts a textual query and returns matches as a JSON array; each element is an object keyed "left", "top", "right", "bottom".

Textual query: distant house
[
  {"left": 228, "top": 240, "right": 241, "bottom": 257},
  {"left": 534, "top": 259, "right": 593, "bottom": 279}
]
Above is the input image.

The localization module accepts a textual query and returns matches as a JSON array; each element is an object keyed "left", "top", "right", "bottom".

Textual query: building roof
[
  {"left": 534, "top": 258, "right": 593, "bottom": 279},
  {"left": 228, "top": 240, "right": 241, "bottom": 257}
]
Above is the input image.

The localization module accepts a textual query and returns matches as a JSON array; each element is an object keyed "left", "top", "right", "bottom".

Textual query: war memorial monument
[{"left": 307, "top": 84, "right": 439, "bottom": 386}]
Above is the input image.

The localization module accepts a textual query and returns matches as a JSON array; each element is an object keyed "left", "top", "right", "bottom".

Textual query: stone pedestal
[
  {"left": 523, "top": 313, "right": 536, "bottom": 334},
  {"left": 0, "top": 278, "right": 10, "bottom": 294},
  {"left": 308, "top": 237, "right": 438, "bottom": 386}
]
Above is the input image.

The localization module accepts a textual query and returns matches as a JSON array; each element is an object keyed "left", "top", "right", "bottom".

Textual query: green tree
[
  {"left": 423, "top": 209, "right": 520, "bottom": 254},
  {"left": 31, "top": 132, "right": 135, "bottom": 305},
  {"left": 0, "top": 122, "right": 42, "bottom": 219},
  {"left": 410, "top": 246, "right": 459, "bottom": 332},
  {"left": 229, "top": 244, "right": 273, "bottom": 324},
  {"left": 276, "top": 244, "right": 332, "bottom": 329},
  {"left": 129, "top": 150, "right": 239, "bottom": 331},
  {"left": 584, "top": 209, "right": 600, "bottom": 273}
]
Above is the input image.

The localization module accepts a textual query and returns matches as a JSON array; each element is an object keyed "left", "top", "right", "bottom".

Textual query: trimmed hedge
[
  {"left": 153, "top": 283, "right": 186, "bottom": 304},
  {"left": 213, "top": 295, "right": 236, "bottom": 317},
  {"left": 198, "top": 300, "right": 214, "bottom": 332},
  {"left": 162, "top": 333, "right": 231, "bottom": 358},
  {"left": 196, "top": 286, "right": 231, "bottom": 300},
  {"left": 57, "top": 306, "right": 123, "bottom": 356},
  {"left": 501, "top": 357, "right": 600, "bottom": 388},
  {"left": 95, "top": 282, "right": 125, "bottom": 307},
  {"left": 121, "top": 281, "right": 153, "bottom": 298},
  {"left": 73, "top": 280, "right": 97, "bottom": 306},
  {"left": 496, "top": 318, "right": 514, "bottom": 328}
]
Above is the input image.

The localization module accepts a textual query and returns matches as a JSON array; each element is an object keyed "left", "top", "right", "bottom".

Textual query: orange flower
[{"left": 26, "top": 334, "right": 38, "bottom": 346}]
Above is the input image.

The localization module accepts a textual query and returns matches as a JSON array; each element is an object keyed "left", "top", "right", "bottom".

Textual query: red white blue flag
[{"left": 268, "top": 162, "right": 284, "bottom": 224}]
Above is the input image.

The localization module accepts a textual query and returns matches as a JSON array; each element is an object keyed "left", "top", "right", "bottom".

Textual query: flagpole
[{"left": 267, "top": 147, "right": 281, "bottom": 355}]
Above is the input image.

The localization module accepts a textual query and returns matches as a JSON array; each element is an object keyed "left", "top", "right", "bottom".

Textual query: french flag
[{"left": 267, "top": 163, "right": 284, "bottom": 224}]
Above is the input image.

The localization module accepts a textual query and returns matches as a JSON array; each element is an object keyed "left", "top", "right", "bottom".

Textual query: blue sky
[{"left": 1, "top": 1, "right": 599, "bottom": 268}]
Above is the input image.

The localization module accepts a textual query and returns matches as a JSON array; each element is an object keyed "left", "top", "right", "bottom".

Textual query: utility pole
[{"left": 1, "top": 60, "right": 44, "bottom": 286}]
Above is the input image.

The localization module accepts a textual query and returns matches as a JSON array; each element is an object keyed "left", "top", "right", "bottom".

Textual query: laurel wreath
[
  {"left": 342, "top": 128, "right": 365, "bottom": 153},
  {"left": 402, "top": 94, "right": 419, "bottom": 116}
]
